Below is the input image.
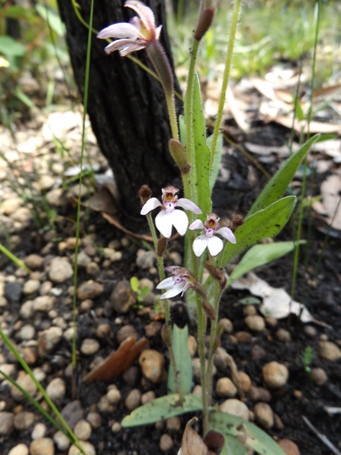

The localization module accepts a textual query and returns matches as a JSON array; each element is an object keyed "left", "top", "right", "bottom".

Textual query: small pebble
[
  {"left": 33, "top": 295, "right": 56, "bottom": 312},
  {"left": 253, "top": 402, "right": 274, "bottom": 429},
  {"left": 38, "top": 327, "right": 62, "bottom": 356},
  {"left": 219, "top": 318, "right": 233, "bottom": 333},
  {"left": 11, "top": 373, "right": 37, "bottom": 401},
  {"left": 262, "top": 361, "right": 289, "bottom": 388},
  {"left": 0, "top": 411, "right": 14, "bottom": 435},
  {"left": 219, "top": 399, "right": 249, "bottom": 420},
  {"left": 107, "top": 388, "right": 121, "bottom": 405},
  {"left": 23, "top": 279, "right": 40, "bottom": 295},
  {"left": 166, "top": 416, "right": 181, "bottom": 431},
  {"left": 74, "top": 419, "right": 92, "bottom": 440},
  {"left": 116, "top": 325, "right": 137, "bottom": 344},
  {"left": 80, "top": 339, "right": 100, "bottom": 355},
  {"left": 216, "top": 377, "right": 237, "bottom": 398},
  {"left": 31, "top": 423, "right": 46, "bottom": 440},
  {"left": 49, "top": 257, "right": 73, "bottom": 283},
  {"left": 243, "top": 305, "right": 256, "bottom": 316},
  {"left": 13, "top": 411, "right": 34, "bottom": 430},
  {"left": 111, "top": 421, "right": 121, "bottom": 433},
  {"left": 110, "top": 280, "right": 136, "bottom": 313},
  {"left": 159, "top": 434, "right": 173, "bottom": 452},
  {"left": 87, "top": 411, "right": 102, "bottom": 429},
  {"left": 29, "top": 438, "right": 54, "bottom": 455},
  {"left": 139, "top": 350, "right": 165, "bottom": 383},
  {"left": 8, "top": 444, "right": 29, "bottom": 455},
  {"left": 187, "top": 335, "right": 198, "bottom": 357},
  {"left": 141, "top": 391, "right": 156, "bottom": 404},
  {"left": 303, "top": 326, "right": 317, "bottom": 338},
  {"left": 46, "top": 378, "right": 66, "bottom": 401},
  {"left": 244, "top": 315, "right": 265, "bottom": 332},
  {"left": 136, "top": 250, "right": 155, "bottom": 270},
  {"left": 68, "top": 441, "right": 96, "bottom": 455},
  {"left": 278, "top": 439, "right": 300, "bottom": 455},
  {"left": 237, "top": 371, "right": 251, "bottom": 392},
  {"left": 77, "top": 281, "right": 104, "bottom": 300},
  {"left": 248, "top": 386, "right": 271, "bottom": 402},
  {"left": 54, "top": 431, "right": 70, "bottom": 451},
  {"left": 275, "top": 328, "right": 292, "bottom": 343},
  {"left": 235, "top": 331, "right": 252, "bottom": 343},
  {"left": 125, "top": 389, "right": 141, "bottom": 411},
  {"left": 318, "top": 341, "right": 341, "bottom": 362},
  {"left": 311, "top": 367, "right": 328, "bottom": 386}
]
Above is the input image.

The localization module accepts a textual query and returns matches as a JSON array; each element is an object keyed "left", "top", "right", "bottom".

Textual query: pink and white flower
[
  {"left": 156, "top": 267, "right": 196, "bottom": 300},
  {"left": 141, "top": 186, "right": 202, "bottom": 238},
  {"left": 97, "top": 0, "right": 162, "bottom": 56},
  {"left": 189, "top": 213, "right": 236, "bottom": 257}
]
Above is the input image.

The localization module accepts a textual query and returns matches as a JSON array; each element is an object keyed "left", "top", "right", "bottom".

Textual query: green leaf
[
  {"left": 209, "top": 411, "right": 286, "bottom": 455},
  {"left": 221, "top": 435, "right": 247, "bottom": 455},
  {"left": 247, "top": 135, "right": 320, "bottom": 217},
  {"left": 219, "top": 196, "right": 296, "bottom": 267},
  {"left": 226, "top": 241, "right": 304, "bottom": 286},
  {"left": 207, "top": 133, "right": 223, "bottom": 192},
  {"left": 0, "top": 36, "right": 26, "bottom": 57},
  {"left": 294, "top": 96, "right": 305, "bottom": 121},
  {"left": 238, "top": 297, "right": 261, "bottom": 305},
  {"left": 168, "top": 325, "right": 192, "bottom": 395},
  {"left": 35, "top": 4, "right": 66, "bottom": 36},
  {"left": 130, "top": 277, "right": 139, "bottom": 293},
  {"left": 192, "top": 73, "right": 212, "bottom": 215},
  {"left": 121, "top": 394, "right": 202, "bottom": 427}
]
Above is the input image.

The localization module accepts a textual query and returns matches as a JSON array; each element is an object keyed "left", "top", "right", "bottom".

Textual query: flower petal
[
  {"left": 97, "top": 22, "right": 143, "bottom": 40},
  {"left": 156, "top": 277, "right": 175, "bottom": 290},
  {"left": 178, "top": 198, "right": 202, "bottom": 214},
  {"left": 140, "top": 197, "right": 161, "bottom": 215},
  {"left": 207, "top": 236, "right": 223, "bottom": 256},
  {"left": 155, "top": 211, "right": 173, "bottom": 238},
  {"left": 170, "top": 209, "right": 188, "bottom": 236},
  {"left": 189, "top": 219, "right": 204, "bottom": 230},
  {"left": 125, "top": 0, "right": 156, "bottom": 39},
  {"left": 104, "top": 40, "right": 146, "bottom": 55},
  {"left": 217, "top": 227, "right": 236, "bottom": 244},
  {"left": 159, "top": 282, "right": 186, "bottom": 299},
  {"left": 155, "top": 25, "right": 162, "bottom": 40},
  {"left": 192, "top": 235, "right": 209, "bottom": 257}
]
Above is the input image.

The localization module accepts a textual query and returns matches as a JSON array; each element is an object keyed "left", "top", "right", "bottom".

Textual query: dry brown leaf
[
  {"left": 83, "top": 336, "right": 148, "bottom": 383},
  {"left": 313, "top": 83, "right": 341, "bottom": 99},
  {"left": 320, "top": 173, "right": 341, "bottom": 230},
  {"left": 178, "top": 418, "right": 224, "bottom": 455},
  {"left": 227, "top": 86, "right": 249, "bottom": 132},
  {"left": 268, "top": 115, "right": 341, "bottom": 134}
]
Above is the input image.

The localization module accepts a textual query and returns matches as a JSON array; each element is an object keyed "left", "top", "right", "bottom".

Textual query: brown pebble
[
  {"left": 159, "top": 434, "right": 173, "bottom": 452},
  {"left": 235, "top": 331, "right": 252, "bottom": 343},
  {"left": 253, "top": 402, "right": 274, "bottom": 429},
  {"left": 274, "top": 413, "right": 284, "bottom": 430},
  {"left": 144, "top": 321, "right": 162, "bottom": 338},
  {"left": 116, "top": 325, "right": 137, "bottom": 344},
  {"left": 248, "top": 386, "right": 271, "bottom": 402},
  {"left": 311, "top": 367, "right": 328, "bottom": 386},
  {"left": 262, "top": 361, "right": 289, "bottom": 388},
  {"left": 237, "top": 371, "right": 251, "bottom": 392},
  {"left": 251, "top": 344, "right": 266, "bottom": 360},
  {"left": 278, "top": 439, "right": 300, "bottom": 455},
  {"left": 275, "top": 328, "right": 292, "bottom": 343}
]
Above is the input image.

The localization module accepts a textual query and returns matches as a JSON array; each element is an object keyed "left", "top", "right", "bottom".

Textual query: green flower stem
[
  {"left": 146, "top": 41, "right": 179, "bottom": 141},
  {"left": 196, "top": 296, "right": 209, "bottom": 435},
  {"left": 0, "top": 331, "right": 87, "bottom": 455},
  {"left": 145, "top": 213, "right": 181, "bottom": 397},
  {"left": 210, "top": 0, "right": 242, "bottom": 169},
  {"left": 184, "top": 38, "right": 200, "bottom": 201},
  {"left": 206, "top": 281, "right": 223, "bottom": 406}
]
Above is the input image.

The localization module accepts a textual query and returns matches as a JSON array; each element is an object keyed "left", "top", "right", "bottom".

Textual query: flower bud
[
  {"left": 194, "top": 7, "right": 215, "bottom": 41},
  {"left": 203, "top": 430, "right": 225, "bottom": 454},
  {"left": 205, "top": 263, "right": 227, "bottom": 290},
  {"left": 161, "top": 323, "right": 172, "bottom": 347},
  {"left": 157, "top": 237, "right": 167, "bottom": 257},
  {"left": 138, "top": 185, "right": 152, "bottom": 205},
  {"left": 231, "top": 214, "right": 244, "bottom": 232},
  {"left": 168, "top": 139, "right": 191, "bottom": 174}
]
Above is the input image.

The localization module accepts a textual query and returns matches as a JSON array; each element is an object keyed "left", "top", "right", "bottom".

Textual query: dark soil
[{"left": 1, "top": 122, "right": 341, "bottom": 455}]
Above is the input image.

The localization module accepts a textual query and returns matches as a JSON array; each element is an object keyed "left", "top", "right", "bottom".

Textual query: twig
[{"left": 302, "top": 415, "right": 341, "bottom": 455}]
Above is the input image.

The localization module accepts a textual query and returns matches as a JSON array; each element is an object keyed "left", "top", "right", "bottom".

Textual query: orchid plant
[{"left": 97, "top": 1, "right": 319, "bottom": 454}]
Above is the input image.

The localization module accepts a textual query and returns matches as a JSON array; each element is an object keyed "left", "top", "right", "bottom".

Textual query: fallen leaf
[
  {"left": 230, "top": 272, "right": 329, "bottom": 326},
  {"left": 269, "top": 116, "right": 341, "bottom": 134},
  {"left": 319, "top": 173, "right": 341, "bottom": 230},
  {"left": 83, "top": 336, "right": 148, "bottom": 383}
]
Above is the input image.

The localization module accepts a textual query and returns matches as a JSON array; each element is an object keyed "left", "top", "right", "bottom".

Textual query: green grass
[{"left": 170, "top": 0, "right": 340, "bottom": 83}]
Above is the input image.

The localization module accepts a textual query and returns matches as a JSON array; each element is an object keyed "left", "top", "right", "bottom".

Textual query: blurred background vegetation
[{"left": 0, "top": 0, "right": 340, "bottom": 129}]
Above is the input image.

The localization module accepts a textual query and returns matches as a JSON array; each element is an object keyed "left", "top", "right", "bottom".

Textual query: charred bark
[{"left": 57, "top": 0, "right": 182, "bottom": 218}]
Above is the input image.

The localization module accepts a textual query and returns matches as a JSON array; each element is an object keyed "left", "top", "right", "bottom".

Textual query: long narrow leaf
[
  {"left": 219, "top": 196, "right": 296, "bottom": 267},
  {"left": 247, "top": 135, "right": 320, "bottom": 217},
  {"left": 226, "top": 241, "right": 304, "bottom": 286},
  {"left": 207, "top": 133, "right": 223, "bottom": 192}
]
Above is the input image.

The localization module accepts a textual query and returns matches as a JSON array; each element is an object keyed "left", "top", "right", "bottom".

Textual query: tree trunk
[{"left": 57, "top": 0, "right": 181, "bottom": 218}]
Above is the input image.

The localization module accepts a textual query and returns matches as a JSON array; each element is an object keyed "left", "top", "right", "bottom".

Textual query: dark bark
[{"left": 57, "top": 0, "right": 182, "bottom": 218}]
